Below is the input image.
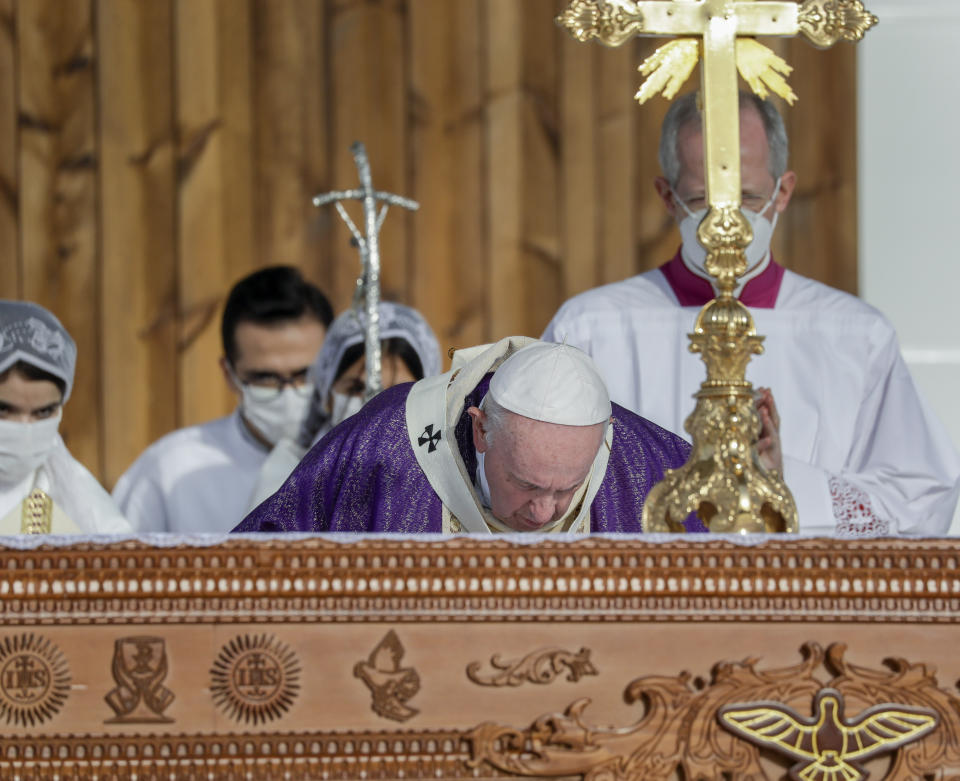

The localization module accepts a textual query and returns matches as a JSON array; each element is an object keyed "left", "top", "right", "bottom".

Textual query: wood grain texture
[
  {"left": 559, "top": 25, "right": 599, "bottom": 299},
  {"left": 778, "top": 43, "right": 857, "bottom": 295},
  {"left": 408, "top": 0, "right": 485, "bottom": 357},
  {"left": 327, "top": 0, "right": 409, "bottom": 308},
  {"left": 0, "top": 2, "right": 859, "bottom": 488},
  {"left": 97, "top": 0, "right": 178, "bottom": 485},
  {"left": 0, "top": 0, "right": 17, "bottom": 300},
  {"left": 18, "top": 0, "right": 100, "bottom": 472},
  {"left": 175, "top": 0, "right": 232, "bottom": 427},
  {"left": 484, "top": 0, "right": 524, "bottom": 339}
]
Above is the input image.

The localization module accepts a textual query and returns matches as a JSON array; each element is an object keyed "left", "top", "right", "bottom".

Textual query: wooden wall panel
[
  {"left": 97, "top": 0, "right": 178, "bottom": 485},
  {"left": 327, "top": 0, "right": 409, "bottom": 308},
  {"left": 253, "top": 0, "right": 324, "bottom": 281},
  {"left": 519, "top": 1, "right": 563, "bottom": 338},
  {"left": 0, "top": 0, "right": 860, "bottom": 490},
  {"left": 408, "top": 0, "right": 485, "bottom": 356},
  {"left": 596, "top": 44, "right": 639, "bottom": 287},
  {"left": 560, "top": 30, "right": 600, "bottom": 299},
  {"left": 175, "top": 0, "right": 232, "bottom": 427},
  {"left": 17, "top": 0, "right": 100, "bottom": 471},
  {"left": 777, "top": 43, "right": 858, "bottom": 294},
  {"left": 0, "top": 0, "right": 17, "bottom": 299},
  {"left": 484, "top": 0, "right": 524, "bottom": 339}
]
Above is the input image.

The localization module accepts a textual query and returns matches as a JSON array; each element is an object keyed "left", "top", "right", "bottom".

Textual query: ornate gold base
[{"left": 642, "top": 294, "right": 798, "bottom": 534}]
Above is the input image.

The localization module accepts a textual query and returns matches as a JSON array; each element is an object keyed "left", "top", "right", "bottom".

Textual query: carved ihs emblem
[
  {"left": 354, "top": 630, "right": 420, "bottom": 722},
  {"left": 0, "top": 633, "right": 70, "bottom": 727},
  {"left": 104, "top": 636, "right": 174, "bottom": 723},
  {"left": 210, "top": 634, "right": 300, "bottom": 725}
]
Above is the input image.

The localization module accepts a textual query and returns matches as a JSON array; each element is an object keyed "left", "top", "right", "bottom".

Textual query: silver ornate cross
[{"left": 313, "top": 142, "right": 419, "bottom": 401}]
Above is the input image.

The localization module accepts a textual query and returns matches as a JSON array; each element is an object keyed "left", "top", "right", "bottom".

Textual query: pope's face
[
  {"left": 656, "top": 105, "right": 795, "bottom": 222},
  {"left": 472, "top": 409, "right": 605, "bottom": 532}
]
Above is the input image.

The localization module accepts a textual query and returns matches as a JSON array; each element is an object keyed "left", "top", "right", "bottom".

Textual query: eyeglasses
[
  {"left": 228, "top": 365, "right": 314, "bottom": 400},
  {"left": 676, "top": 191, "right": 776, "bottom": 214}
]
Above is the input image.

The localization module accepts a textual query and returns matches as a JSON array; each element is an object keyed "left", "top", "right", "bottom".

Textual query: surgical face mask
[
  {"left": 0, "top": 411, "right": 62, "bottom": 485},
  {"left": 328, "top": 391, "right": 364, "bottom": 428},
  {"left": 675, "top": 178, "right": 781, "bottom": 292},
  {"left": 239, "top": 383, "right": 315, "bottom": 447}
]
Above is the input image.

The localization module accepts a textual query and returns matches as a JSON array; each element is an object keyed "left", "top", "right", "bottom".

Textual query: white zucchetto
[{"left": 489, "top": 341, "right": 611, "bottom": 426}]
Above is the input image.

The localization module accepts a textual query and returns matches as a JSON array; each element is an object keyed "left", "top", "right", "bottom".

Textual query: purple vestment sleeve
[
  {"left": 235, "top": 383, "right": 442, "bottom": 533},
  {"left": 234, "top": 377, "right": 706, "bottom": 533}
]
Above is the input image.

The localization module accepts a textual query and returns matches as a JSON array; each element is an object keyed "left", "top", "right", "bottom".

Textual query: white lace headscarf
[
  {"left": 0, "top": 300, "right": 130, "bottom": 533},
  {"left": 301, "top": 302, "right": 442, "bottom": 445},
  {"left": 0, "top": 301, "right": 76, "bottom": 401}
]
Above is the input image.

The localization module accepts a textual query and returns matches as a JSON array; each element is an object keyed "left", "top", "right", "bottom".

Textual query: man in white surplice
[
  {"left": 114, "top": 267, "right": 332, "bottom": 533},
  {"left": 543, "top": 91, "right": 960, "bottom": 536}
]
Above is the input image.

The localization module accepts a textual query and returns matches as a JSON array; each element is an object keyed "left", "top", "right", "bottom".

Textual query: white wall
[{"left": 857, "top": 0, "right": 960, "bottom": 533}]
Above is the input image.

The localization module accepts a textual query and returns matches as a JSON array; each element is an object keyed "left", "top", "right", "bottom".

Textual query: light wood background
[{"left": 0, "top": 0, "right": 857, "bottom": 488}]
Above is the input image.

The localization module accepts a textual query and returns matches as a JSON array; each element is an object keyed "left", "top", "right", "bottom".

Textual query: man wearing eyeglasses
[
  {"left": 543, "top": 91, "right": 960, "bottom": 537},
  {"left": 114, "top": 266, "right": 333, "bottom": 533}
]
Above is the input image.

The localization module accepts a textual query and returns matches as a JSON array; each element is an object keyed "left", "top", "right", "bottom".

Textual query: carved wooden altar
[{"left": 1, "top": 535, "right": 958, "bottom": 780}]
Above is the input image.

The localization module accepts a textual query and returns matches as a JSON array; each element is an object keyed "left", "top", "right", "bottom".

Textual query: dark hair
[
  {"left": 0, "top": 360, "right": 67, "bottom": 398},
  {"left": 221, "top": 266, "right": 334, "bottom": 364},
  {"left": 334, "top": 338, "right": 425, "bottom": 384}
]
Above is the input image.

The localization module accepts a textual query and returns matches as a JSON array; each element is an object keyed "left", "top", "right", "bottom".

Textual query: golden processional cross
[{"left": 557, "top": 0, "right": 877, "bottom": 533}]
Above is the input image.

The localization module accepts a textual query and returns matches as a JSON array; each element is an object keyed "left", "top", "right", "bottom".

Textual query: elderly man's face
[{"left": 471, "top": 409, "right": 605, "bottom": 532}]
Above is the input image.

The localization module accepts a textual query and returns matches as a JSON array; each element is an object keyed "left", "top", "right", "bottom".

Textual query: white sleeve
[
  {"left": 792, "top": 330, "right": 960, "bottom": 537},
  {"left": 112, "top": 457, "right": 171, "bottom": 533},
  {"left": 245, "top": 438, "right": 306, "bottom": 513}
]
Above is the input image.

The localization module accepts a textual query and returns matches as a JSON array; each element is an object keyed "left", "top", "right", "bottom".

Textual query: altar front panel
[{"left": 0, "top": 535, "right": 957, "bottom": 780}]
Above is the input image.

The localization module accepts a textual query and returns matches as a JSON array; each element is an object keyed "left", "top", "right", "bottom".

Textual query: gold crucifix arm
[
  {"left": 558, "top": 1, "right": 876, "bottom": 47},
  {"left": 558, "top": 1, "right": 877, "bottom": 105}
]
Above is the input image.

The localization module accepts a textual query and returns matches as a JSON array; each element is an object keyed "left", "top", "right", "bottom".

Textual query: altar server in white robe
[
  {"left": 0, "top": 301, "right": 131, "bottom": 534},
  {"left": 113, "top": 266, "right": 332, "bottom": 533},
  {"left": 543, "top": 91, "right": 960, "bottom": 536}
]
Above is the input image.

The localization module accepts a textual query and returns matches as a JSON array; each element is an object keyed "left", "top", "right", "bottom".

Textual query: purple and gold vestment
[{"left": 233, "top": 376, "right": 705, "bottom": 533}]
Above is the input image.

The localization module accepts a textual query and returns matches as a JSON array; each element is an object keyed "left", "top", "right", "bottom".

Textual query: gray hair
[
  {"left": 658, "top": 91, "right": 789, "bottom": 188},
  {"left": 478, "top": 393, "right": 513, "bottom": 447}
]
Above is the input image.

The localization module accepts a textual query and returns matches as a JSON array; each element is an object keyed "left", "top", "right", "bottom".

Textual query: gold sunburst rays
[{"left": 636, "top": 37, "right": 798, "bottom": 105}]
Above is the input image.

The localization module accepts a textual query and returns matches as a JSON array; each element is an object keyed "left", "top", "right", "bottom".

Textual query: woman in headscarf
[
  {"left": 0, "top": 301, "right": 131, "bottom": 534},
  {"left": 246, "top": 301, "right": 441, "bottom": 510}
]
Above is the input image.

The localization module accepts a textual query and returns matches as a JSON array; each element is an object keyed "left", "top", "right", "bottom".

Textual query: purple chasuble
[{"left": 233, "top": 376, "right": 706, "bottom": 533}]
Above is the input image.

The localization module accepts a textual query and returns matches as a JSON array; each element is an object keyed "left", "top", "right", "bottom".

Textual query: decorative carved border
[
  {"left": 0, "top": 728, "right": 499, "bottom": 780},
  {"left": 0, "top": 537, "right": 957, "bottom": 624}
]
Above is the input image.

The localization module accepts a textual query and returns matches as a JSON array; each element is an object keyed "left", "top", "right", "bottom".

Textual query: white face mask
[
  {"left": 328, "top": 391, "right": 365, "bottom": 429},
  {"left": 675, "top": 178, "right": 781, "bottom": 295},
  {"left": 0, "top": 411, "right": 62, "bottom": 486},
  {"left": 240, "top": 383, "right": 315, "bottom": 447}
]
